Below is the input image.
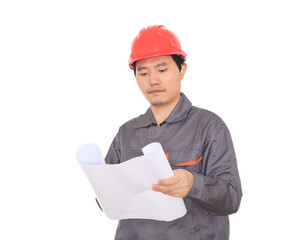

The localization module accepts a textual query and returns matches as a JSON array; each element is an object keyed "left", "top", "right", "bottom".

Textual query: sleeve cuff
[{"left": 186, "top": 170, "right": 206, "bottom": 200}]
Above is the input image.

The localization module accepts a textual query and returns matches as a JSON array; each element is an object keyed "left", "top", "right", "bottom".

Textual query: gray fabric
[{"left": 105, "top": 93, "right": 242, "bottom": 240}]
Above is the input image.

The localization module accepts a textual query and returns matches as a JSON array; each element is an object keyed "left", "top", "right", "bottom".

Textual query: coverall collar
[{"left": 134, "top": 92, "right": 192, "bottom": 128}]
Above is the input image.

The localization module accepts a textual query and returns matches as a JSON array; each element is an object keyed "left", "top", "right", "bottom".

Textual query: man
[{"left": 105, "top": 25, "right": 242, "bottom": 240}]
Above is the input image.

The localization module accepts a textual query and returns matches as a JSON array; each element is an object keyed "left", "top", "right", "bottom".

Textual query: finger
[
  {"left": 152, "top": 183, "right": 176, "bottom": 193},
  {"left": 153, "top": 184, "right": 185, "bottom": 198},
  {"left": 158, "top": 176, "right": 179, "bottom": 186}
]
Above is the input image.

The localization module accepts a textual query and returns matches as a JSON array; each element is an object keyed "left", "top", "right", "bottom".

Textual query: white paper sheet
[{"left": 77, "top": 142, "right": 187, "bottom": 221}]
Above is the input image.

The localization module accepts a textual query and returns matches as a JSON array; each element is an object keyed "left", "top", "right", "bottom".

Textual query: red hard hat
[{"left": 128, "top": 25, "right": 187, "bottom": 69}]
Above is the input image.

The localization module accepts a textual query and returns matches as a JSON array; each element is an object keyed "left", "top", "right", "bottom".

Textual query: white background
[{"left": 0, "top": 0, "right": 299, "bottom": 239}]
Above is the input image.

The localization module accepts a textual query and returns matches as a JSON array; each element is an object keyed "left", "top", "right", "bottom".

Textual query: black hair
[
  {"left": 171, "top": 54, "right": 185, "bottom": 72},
  {"left": 133, "top": 54, "right": 185, "bottom": 76}
]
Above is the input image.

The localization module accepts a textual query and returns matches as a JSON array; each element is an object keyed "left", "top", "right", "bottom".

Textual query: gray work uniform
[{"left": 105, "top": 93, "right": 242, "bottom": 240}]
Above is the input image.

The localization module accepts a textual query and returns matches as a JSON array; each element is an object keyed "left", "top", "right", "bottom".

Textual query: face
[{"left": 135, "top": 55, "right": 187, "bottom": 107}]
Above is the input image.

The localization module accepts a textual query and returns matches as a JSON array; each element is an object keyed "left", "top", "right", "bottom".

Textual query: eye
[
  {"left": 139, "top": 72, "right": 148, "bottom": 76},
  {"left": 159, "top": 68, "right": 167, "bottom": 73}
]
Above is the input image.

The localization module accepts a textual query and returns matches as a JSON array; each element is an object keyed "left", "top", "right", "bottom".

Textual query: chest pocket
[{"left": 165, "top": 149, "right": 203, "bottom": 174}]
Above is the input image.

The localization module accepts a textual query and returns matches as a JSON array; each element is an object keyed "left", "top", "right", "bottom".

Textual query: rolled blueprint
[
  {"left": 76, "top": 142, "right": 187, "bottom": 221},
  {"left": 76, "top": 143, "right": 104, "bottom": 165}
]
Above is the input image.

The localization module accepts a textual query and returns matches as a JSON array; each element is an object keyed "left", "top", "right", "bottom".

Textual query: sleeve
[
  {"left": 105, "top": 131, "right": 121, "bottom": 164},
  {"left": 187, "top": 117, "right": 242, "bottom": 216}
]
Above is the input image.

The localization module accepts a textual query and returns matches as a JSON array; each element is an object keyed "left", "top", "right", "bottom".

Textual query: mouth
[{"left": 147, "top": 88, "right": 166, "bottom": 95}]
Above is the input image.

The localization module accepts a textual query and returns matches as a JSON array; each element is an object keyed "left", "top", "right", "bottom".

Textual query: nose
[{"left": 149, "top": 71, "right": 160, "bottom": 86}]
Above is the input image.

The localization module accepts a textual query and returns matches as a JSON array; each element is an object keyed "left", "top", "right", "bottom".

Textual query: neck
[{"left": 151, "top": 94, "right": 181, "bottom": 125}]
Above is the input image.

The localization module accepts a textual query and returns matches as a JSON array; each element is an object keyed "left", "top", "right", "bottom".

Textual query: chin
[
  {"left": 151, "top": 101, "right": 164, "bottom": 106},
  {"left": 148, "top": 98, "right": 164, "bottom": 106}
]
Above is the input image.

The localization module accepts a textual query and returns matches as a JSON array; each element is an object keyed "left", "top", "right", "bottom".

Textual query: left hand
[{"left": 152, "top": 169, "right": 194, "bottom": 198}]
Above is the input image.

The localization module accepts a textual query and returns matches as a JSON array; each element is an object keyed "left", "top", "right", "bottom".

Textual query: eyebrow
[{"left": 137, "top": 62, "right": 168, "bottom": 72}]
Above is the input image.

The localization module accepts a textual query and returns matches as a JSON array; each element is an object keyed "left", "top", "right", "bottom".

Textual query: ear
[{"left": 180, "top": 63, "right": 187, "bottom": 80}]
